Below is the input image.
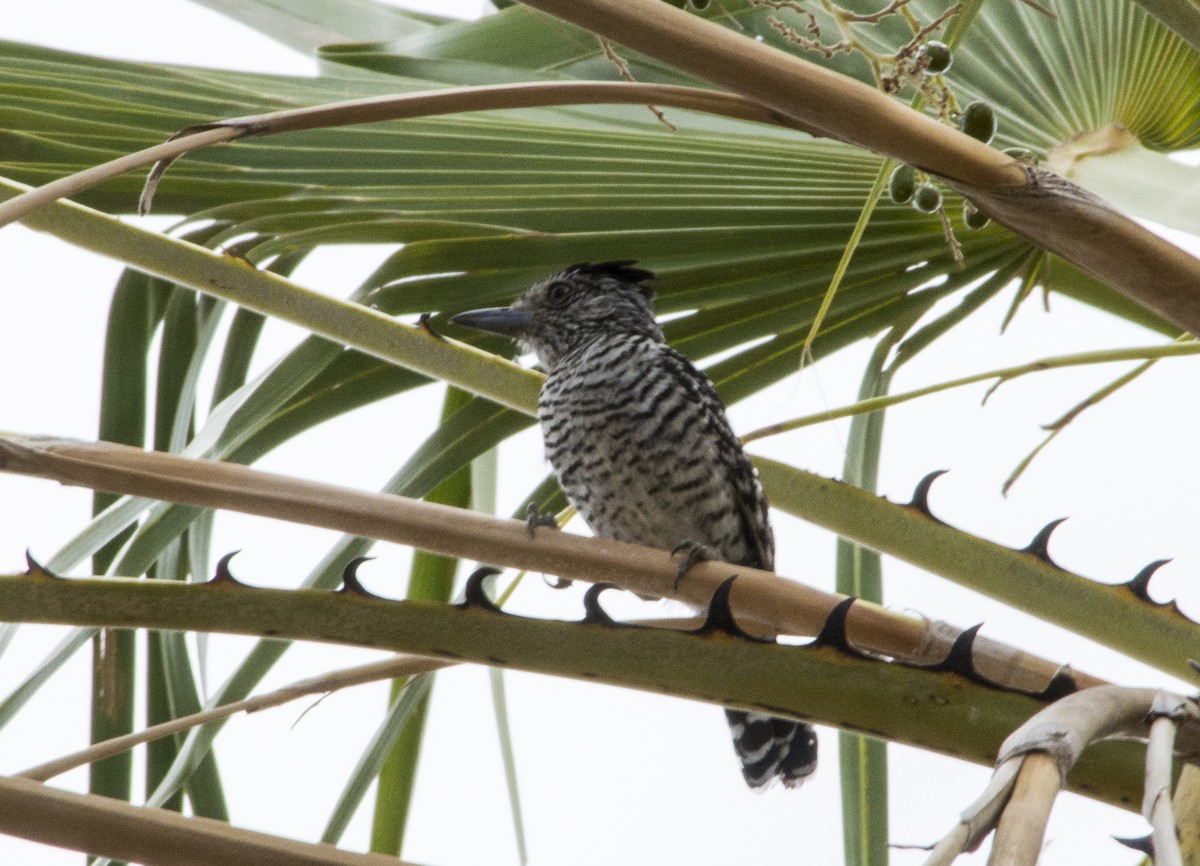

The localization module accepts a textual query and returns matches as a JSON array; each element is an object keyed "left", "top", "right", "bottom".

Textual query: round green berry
[
  {"left": 923, "top": 41, "right": 952, "bottom": 74},
  {"left": 963, "top": 202, "right": 990, "bottom": 230},
  {"left": 958, "top": 101, "right": 997, "bottom": 144},
  {"left": 888, "top": 164, "right": 916, "bottom": 204},
  {"left": 911, "top": 183, "right": 943, "bottom": 214}
]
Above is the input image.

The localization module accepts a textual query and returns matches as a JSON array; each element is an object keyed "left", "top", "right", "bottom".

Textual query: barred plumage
[{"left": 452, "top": 261, "right": 817, "bottom": 789}]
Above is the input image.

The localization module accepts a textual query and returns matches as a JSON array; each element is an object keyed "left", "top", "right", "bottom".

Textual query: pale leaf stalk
[
  {"left": 14, "top": 432, "right": 1200, "bottom": 692},
  {"left": 994, "top": 684, "right": 1196, "bottom": 768},
  {"left": 0, "top": 127, "right": 238, "bottom": 229},
  {"left": 986, "top": 754, "right": 1060, "bottom": 866},
  {"left": 18, "top": 654, "right": 449, "bottom": 783},
  {"left": 0, "top": 82, "right": 804, "bottom": 229},
  {"left": 0, "top": 571, "right": 1149, "bottom": 810},
  {"left": 0, "top": 437, "right": 925, "bottom": 649},
  {"left": 0, "top": 775, "right": 417, "bottom": 866},
  {"left": 1144, "top": 693, "right": 1190, "bottom": 866},
  {"left": 931, "top": 687, "right": 1200, "bottom": 866},
  {"left": 0, "top": 177, "right": 543, "bottom": 416},
  {"left": 0, "top": 435, "right": 1104, "bottom": 694},
  {"left": 922, "top": 758, "right": 1024, "bottom": 866},
  {"left": 743, "top": 339, "right": 1200, "bottom": 444}
]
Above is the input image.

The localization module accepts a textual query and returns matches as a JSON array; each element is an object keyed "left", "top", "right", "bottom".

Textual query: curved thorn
[
  {"left": 458, "top": 566, "right": 503, "bottom": 612},
  {"left": 908, "top": 469, "right": 949, "bottom": 519},
  {"left": 544, "top": 575, "right": 573, "bottom": 590},
  {"left": 211, "top": 550, "right": 244, "bottom": 585},
  {"left": 339, "top": 556, "right": 375, "bottom": 596},
  {"left": 1113, "top": 835, "right": 1153, "bottom": 855},
  {"left": 696, "top": 575, "right": 742, "bottom": 636},
  {"left": 1021, "top": 517, "right": 1068, "bottom": 566},
  {"left": 810, "top": 597, "right": 868, "bottom": 657},
  {"left": 416, "top": 312, "right": 445, "bottom": 341},
  {"left": 929, "top": 623, "right": 987, "bottom": 683},
  {"left": 1036, "top": 665, "right": 1080, "bottom": 702},
  {"left": 581, "top": 583, "right": 623, "bottom": 627},
  {"left": 1126, "top": 558, "right": 1172, "bottom": 604},
  {"left": 693, "top": 576, "right": 771, "bottom": 642},
  {"left": 24, "top": 550, "right": 60, "bottom": 579}
]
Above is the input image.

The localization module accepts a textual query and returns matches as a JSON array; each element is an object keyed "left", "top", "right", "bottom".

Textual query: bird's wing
[{"left": 663, "top": 347, "right": 775, "bottom": 571}]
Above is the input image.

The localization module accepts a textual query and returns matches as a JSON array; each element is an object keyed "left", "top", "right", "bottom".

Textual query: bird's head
[{"left": 451, "top": 261, "right": 660, "bottom": 369}]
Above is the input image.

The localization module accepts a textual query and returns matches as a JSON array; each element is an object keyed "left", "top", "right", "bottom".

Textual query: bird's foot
[
  {"left": 526, "top": 502, "right": 559, "bottom": 538},
  {"left": 671, "top": 539, "right": 720, "bottom": 591}
]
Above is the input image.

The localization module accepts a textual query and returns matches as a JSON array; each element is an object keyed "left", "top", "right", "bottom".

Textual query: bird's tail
[{"left": 725, "top": 709, "right": 817, "bottom": 789}]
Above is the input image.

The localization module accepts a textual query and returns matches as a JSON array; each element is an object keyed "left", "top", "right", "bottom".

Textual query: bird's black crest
[{"left": 562, "top": 261, "right": 657, "bottom": 290}]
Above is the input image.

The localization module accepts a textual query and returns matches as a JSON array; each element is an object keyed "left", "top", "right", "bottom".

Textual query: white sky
[{"left": 2, "top": 2, "right": 1198, "bottom": 865}]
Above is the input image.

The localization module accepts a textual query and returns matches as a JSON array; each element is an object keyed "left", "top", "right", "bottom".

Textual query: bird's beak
[{"left": 450, "top": 306, "right": 532, "bottom": 338}]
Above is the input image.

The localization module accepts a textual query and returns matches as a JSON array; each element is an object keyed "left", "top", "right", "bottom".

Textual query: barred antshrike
[{"left": 452, "top": 261, "right": 817, "bottom": 788}]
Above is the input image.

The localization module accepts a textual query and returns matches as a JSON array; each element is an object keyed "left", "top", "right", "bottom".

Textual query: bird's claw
[
  {"left": 671, "top": 540, "right": 719, "bottom": 592},
  {"left": 526, "top": 502, "right": 559, "bottom": 538}
]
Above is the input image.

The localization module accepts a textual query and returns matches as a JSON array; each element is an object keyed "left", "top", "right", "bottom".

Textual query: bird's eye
[{"left": 546, "top": 281, "right": 572, "bottom": 305}]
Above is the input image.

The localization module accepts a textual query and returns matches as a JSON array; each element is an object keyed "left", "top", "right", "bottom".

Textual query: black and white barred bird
[{"left": 452, "top": 261, "right": 817, "bottom": 789}]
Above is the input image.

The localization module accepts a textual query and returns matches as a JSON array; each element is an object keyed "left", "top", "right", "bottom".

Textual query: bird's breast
[{"left": 539, "top": 343, "right": 751, "bottom": 561}]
